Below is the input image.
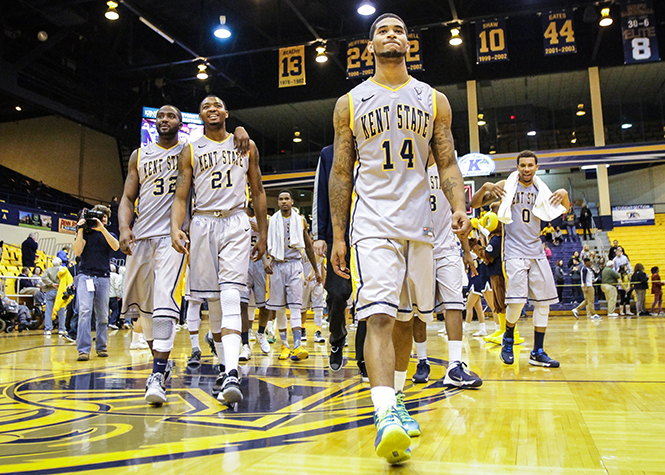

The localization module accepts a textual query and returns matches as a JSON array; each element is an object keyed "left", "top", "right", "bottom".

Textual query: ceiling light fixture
[
  {"left": 15, "top": 106, "right": 21, "bottom": 111},
  {"left": 599, "top": 7, "right": 613, "bottom": 27},
  {"left": 214, "top": 15, "right": 232, "bottom": 39},
  {"left": 357, "top": 1, "right": 376, "bottom": 16},
  {"left": 105, "top": 1, "right": 119, "bottom": 21},
  {"left": 571, "top": 131, "right": 577, "bottom": 144},
  {"left": 477, "top": 113, "right": 486, "bottom": 126},
  {"left": 621, "top": 123, "right": 632, "bottom": 129},
  {"left": 293, "top": 130, "right": 302, "bottom": 143},
  {"left": 449, "top": 27, "right": 463, "bottom": 46},
  {"left": 197, "top": 63, "right": 209, "bottom": 80},
  {"left": 315, "top": 44, "right": 328, "bottom": 63},
  {"left": 576, "top": 104, "right": 586, "bottom": 116},
  {"left": 527, "top": 130, "right": 537, "bottom": 136},
  {"left": 489, "top": 147, "right": 497, "bottom": 155}
]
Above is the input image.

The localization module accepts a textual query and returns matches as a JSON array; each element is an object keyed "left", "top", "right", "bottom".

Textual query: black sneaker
[
  {"left": 444, "top": 361, "right": 483, "bottom": 388},
  {"left": 500, "top": 336, "right": 514, "bottom": 365},
  {"left": 358, "top": 361, "right": 369, "bottom": 382},
  {"left": 529, "top": 348, "right": 560, "bottom": 368},
  {"left": 218, "top": 369, "right": 243, "bottom": 404},
  {"left": 412, "top": 359, "right": 430, "bottom": 383},
  {"left": 204, "top": 331, "right": 217, "bottom": 356},
  {"left": 329, "top": 346, "right": 343, "bottom": 372},
  {"left": 301, "top": 328, "right": 307, "bottom": 341},
  {"left": 187, "top": 348, "right": 202, "bottom": 368}
]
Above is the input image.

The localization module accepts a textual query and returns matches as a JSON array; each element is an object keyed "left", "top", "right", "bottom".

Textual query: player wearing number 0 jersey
[
  {"left": 471, "top": 150, "right": 569, "bottom": 369},
  {"left": 329, "top": 13, "right": 472, "bottom": 464},
  {"left": 171, "top": 95, "right": 267, "bottom": 407},
  {"left": 118, "top": 105, "right": 188, "bottom": 406}
]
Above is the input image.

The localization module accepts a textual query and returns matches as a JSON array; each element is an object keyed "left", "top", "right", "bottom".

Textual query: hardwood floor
[{"left": 1, "top": 315, "right": 664, "bottom": 474}]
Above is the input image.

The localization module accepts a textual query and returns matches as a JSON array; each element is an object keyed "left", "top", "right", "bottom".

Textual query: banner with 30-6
[
  {"left": 621, "top": 0, "right": 660, "bottom": 64},
  {"left": 346, "top": 32, "right": 424, "bottom": 80}
]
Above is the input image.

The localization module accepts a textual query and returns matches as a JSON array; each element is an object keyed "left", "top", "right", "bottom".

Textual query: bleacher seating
[
  {"left": 548, "top": 239, "right": 583, "bottom": 312},
  {"left": 0, "top": 243, "right": 53, "bottom": 299},
  {"left": 608, "top": 214, "right": 665, "bottom": 308}
]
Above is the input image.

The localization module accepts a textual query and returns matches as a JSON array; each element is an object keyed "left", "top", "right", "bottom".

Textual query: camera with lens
[
  {"left": 62, "top": 285, "right": 76, "bottom": 299},
  {"left": 80, "top": 208, "right": 105, "bottom": 232}
]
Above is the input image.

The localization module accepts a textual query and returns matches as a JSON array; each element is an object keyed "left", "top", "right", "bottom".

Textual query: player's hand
[
  {"left": 313, "top": 239, "right": 327, "bottom": 257},
  {"left": 484, "top": 182, "right": 506, "bottom": 200},
  {"left": 233, "top": 126, "right": 250, "bottom": 155},
  {"left": 171, "top": 229, "right": 189, "bottom": 255},
  {"left": 119, "top": 229, "right": 136, "bottom": 255},
  {"left": 451, "top": 211, "right": 472, "bottom": 236},
  {"left": 549, "top": 189, "right": 568, "bottom": 207},
  {"left": 464, "top": 252, "right": 478, "bottom": 277},
  {"left": 264, "top": 257, "right": 273, "bottom": 275},
  {"left": 331, "top": 240, "right": 350, "bottom": 279},
  {"left": 315, "top": 272, "right": 322, "bottom": 285},
  {"left": 252, "top": 237, "right": 266, "bottom": 262}
]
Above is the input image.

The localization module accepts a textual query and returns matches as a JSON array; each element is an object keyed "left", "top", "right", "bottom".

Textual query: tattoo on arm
[
  {"left": 441, "top": 178, "right": 458, "bottom": 197},
  {"left": 330, "top": 96, "right": 356, "bottom": 237}
]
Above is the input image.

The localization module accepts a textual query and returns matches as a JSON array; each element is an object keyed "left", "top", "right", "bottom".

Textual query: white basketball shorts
[{"left": 504, "top": 257, "right": 558, "bottom": 305}]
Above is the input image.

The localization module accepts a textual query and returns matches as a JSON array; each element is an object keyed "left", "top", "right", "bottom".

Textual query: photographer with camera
[{"left": 72, "top": 205, "right": 119, "bottom": 361}]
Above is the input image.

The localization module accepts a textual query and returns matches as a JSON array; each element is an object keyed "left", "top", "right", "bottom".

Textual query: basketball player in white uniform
[
  {"left": 119, "top": 105, "right": 250, "bottom": 405},
  {"left": 411, "top": 157, "right": 481, "bottom": 387},
  {"left": 329, "top": 14, "right": 471, "bottom": 464},
  {"left": 302, "top": 244, "right": 326, "bottom": 343},
  {"left": 265, "top": 191, "right": 321, "bottom": 361},
  {"left": 171, "top": 95, "right": 267, "bottom": 405},
  {"left": 471, "top": 150, "right": 569, "bottom": 368}
]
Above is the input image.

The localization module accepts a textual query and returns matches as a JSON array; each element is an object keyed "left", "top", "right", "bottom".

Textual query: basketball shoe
[
  {"left": 374, "top": 407, "right": 411, "bottom": 464},
  {"left": 395, "top": 392, "right": 421, "bottom": 437}
]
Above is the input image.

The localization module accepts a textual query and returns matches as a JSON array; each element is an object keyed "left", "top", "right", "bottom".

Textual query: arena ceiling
[{"left": 1, "top": 0, "right": 663, "bottom": 157}]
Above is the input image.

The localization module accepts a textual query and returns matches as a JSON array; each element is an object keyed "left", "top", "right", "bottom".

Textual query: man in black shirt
[
  {"left": 21, "top": 233, "right": 39, "bottom": 268},
  {"left": 72, "top": 205, "right": 119, "bottom": 361}
]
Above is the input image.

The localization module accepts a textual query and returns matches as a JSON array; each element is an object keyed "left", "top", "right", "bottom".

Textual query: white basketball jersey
[
  {"left": 190, "top": 134, "right": 248, "bottom": 213},
  {"left": 133, "top": 141, "right": 184, "bottom": 240},
  {"left": 427, "top": 164, "right": 457, "bottom": 258},
  {"left": 503, "top": 181, "right": 545, "bottom": 260},
  {"left": 348, "top": 76, "right": 435, "bottom": 245}
]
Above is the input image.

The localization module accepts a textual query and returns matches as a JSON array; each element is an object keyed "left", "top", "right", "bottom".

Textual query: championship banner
[
  {"left": 612, "top": 204, "right": 655, "bottom": 226},
  {"left": 476, "top": 19, "right": 509, "bottom": 63},
  {"left": 541, "top": 10, "right": 577, "bottom": 56},
  {"left": 278, "top": 45, "right": 306, "bottom": 88},
  {"left": 621, "top": 0, "right": 660, "bottom": 64},
  {"left": 58, "top": 218, "right": 77, "bottom": 235},
  {"left": 346, "top": 32, "right": 424, "bottom": 79}
]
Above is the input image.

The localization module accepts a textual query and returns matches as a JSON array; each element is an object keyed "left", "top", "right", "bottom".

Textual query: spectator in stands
[
  {"left": 21, "top": 232, "right": 39, "bottom": 268},
  {"left": 18, "top": 267, "right": 44, "bottom": 305},
  {"left": 41, "top": 257, "right": 66, "bottom": 336},
  {"left": 541, "top": 222, "right": 554, "bottom": 243},
  {"left": 608, "top": 240, "right": 620, "bottom": 260},
  {"left": 631, "top": 263, "right": 650, "bottom": 316},
  {"left": 572, "top": 258, "right": 599, "bottom": 319},
  {"left": 618, "top": 264, "right": 633, "bottom": 316},
  {"left": 579, "top": 204, "right": 593, "bottom": 241},
  {"left": 568, "top": 251, "right": 580, "bottom": 269},
  {"left": 651, "top": 266, "right": 662, "bottom": 316},
  {"left": 554, "top": 260, "right": 566, "bottom": 303},
  {"left": 543, "top": 242, "right": 552, "bottom": 262},
  {"left": 580, "top": 243, "right": 591, "bottom": 261},
  {"left": 108, "top": 264, "right": 123, "bottom": 330},
  {"left": 613, "top": 247, "right": 632, "bottom": 274},
  {"left": 57, "top": 246, "right": 71, "bottom": 267},
  {"left": 552, "top": 226, "right": 563, "bottom": 246},
  {"left": 73, "top": 205, "right": 119, "bottom": 361},
  {"left": 570, "top": 264, "right": 582, "bottom": 303},
  {"left": 564, "top": 208, "right": 578, "bottom": 242},
  {"left": 601, "top": 260, "right": 620, "bottom": 317}
]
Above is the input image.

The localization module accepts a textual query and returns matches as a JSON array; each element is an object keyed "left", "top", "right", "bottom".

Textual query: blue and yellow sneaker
[
  {"left": 374, "top": 407, "right": 412, "bottom": 464},
  {"left": 395, "top": 392, "right": 421, "bottom": 437}
]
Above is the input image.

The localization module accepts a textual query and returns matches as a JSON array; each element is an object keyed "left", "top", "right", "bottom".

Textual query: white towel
[
  {"left": 497, "top": 171, "right": 566, "bottom": 224},
  {"left": 267, "top": 210, "right": 305, "bottom": 261}
]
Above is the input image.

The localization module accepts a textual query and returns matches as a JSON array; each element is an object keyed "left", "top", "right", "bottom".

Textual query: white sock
[
  {"left": 449, "top": 340, "right": 463, "bottom": 364},
  {"left": 479, "top": 322, "right": 486, "bottom": 332},
  {"left": 222, "top": 333, "right": 241, "bottom": 374},
  {"left": 267, "top": 320, "right": 274, "bottom": 333},
  {"left": 190, "top": 333, "right": 200, "bottom": 351},
  {"left": 131, "top": 332, "right": 140, "bottom": 344},
  {"left": 371, "top": 386, "right": 397, "bottom": 414},
  {"left": 394, "top": 370, "right": 407, "bottom": 392},
  {"left": 415, "top": 341, "right": 427, "bottom": 360},
  {"left": 214, "top": 340, "right": 225, "bottom": 366},
  {"left": 314, "top": 309, "right": 323, "bottom": 327}
]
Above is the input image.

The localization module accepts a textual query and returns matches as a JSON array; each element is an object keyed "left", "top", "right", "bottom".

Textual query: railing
[{"left": 0, "top": 275, "right": 37, "bottom": 301}]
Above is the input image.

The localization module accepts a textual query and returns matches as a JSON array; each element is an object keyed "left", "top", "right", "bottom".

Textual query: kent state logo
[
  {"left": 0, "top": 357, "right": 464, "bottom": 474},
  {"left": 457, "top": 153, "right": 496, "bottom": 178},
  {"left": 627, "top": 212, "right": 640, "bottom": 218}
]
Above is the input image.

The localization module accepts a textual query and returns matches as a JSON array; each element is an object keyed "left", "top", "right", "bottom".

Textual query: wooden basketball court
[{"left": 1, "top": 315, "right": 663, "bottom": 474}]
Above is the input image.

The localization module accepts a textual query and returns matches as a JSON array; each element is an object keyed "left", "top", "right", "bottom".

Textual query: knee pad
[
  {"left": 208, "top": 298, "right": 222, "bottom": 333},
  {"left": 152, "top": 316, "right": 177, "bottom": 352},
  {"left": 532, "top": 305, "right": 549, "bottom": 327},
  {"left": 139, "top": 316, "right": 153, "bottom": 341},
  {"left": 222, "top": 310, "right": 242, "bottom": 333},
  {"left": 221, "top": 289, "right": 241, "bottom": 317},
  {"left": 186, "top": 302, "right": 201, "bottom": 332},
  {"left": 289, "top": 307, "right": 302, "bottom": 329},
  {"left": 276, "top": 309, "right": 288, "bottom": 330},
  {"left": 506, "top": 303, "right": 524, "bottom": 324}
]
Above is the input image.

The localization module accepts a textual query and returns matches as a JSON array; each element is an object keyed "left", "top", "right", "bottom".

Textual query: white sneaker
[
  {"left": 572, "top": 308, "right": 579, "bottom": 319},
  {"left": 473, "top": 329, "right": 488, "bottom": 337},
  {"left": 256, "top": 332, "right": 270, "bottom": 354},
  {"left": 626, "top": 310, "right": 634, "bottom": 315},
  {"left": 590, "top": 314, "right": 602, "bottom": 320},
  {"left": 438, "top": 327, "right": 447, "bottom": 335},
  {"left": 239, "top": 344, "right": 252, "bottom": 361},
  {"left": 608, "top": 313, "right": 619, "bottom": 317},
  {"left": 463, "top": 322, "right": 469, "bottom": 333},
  {"left": 248, "top": 329, "right": 255, "bottom": 342},
  {"left": 145, "top": 373, "right": 167, "bottom": 405},
  {"left": 130, "top": 334, "right": 149, "bottom": 350}
]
